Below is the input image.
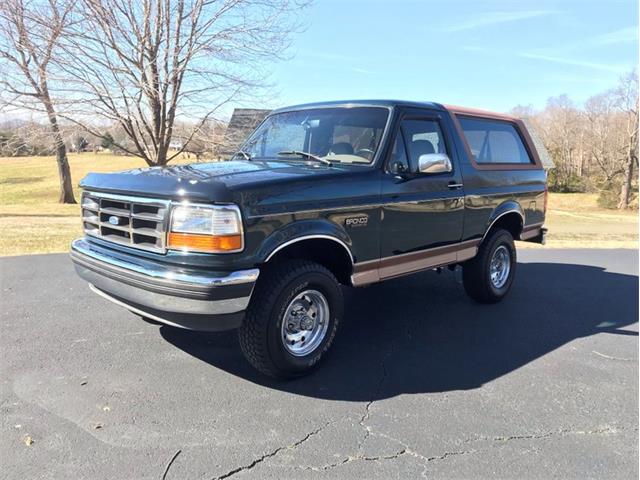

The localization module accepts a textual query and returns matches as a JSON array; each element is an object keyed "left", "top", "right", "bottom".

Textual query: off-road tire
[
  {"left": 463, "top": 228, "right": 516, "bottom": 303},
  {"left": 238, "top": 260, "right": 343, "bottom": 379}
]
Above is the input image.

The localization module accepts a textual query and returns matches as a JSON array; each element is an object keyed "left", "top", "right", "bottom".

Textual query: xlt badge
[{"left": 345, "top": 215, "right": 368, "bottom": 227}]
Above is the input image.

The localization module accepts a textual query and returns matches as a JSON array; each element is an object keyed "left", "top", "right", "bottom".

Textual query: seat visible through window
[
  {"left": 329, "top": 142, "right": 354, "bottom": 155},
  {"left": 400, "top": 119, "right": 445, "bottom": 171}
]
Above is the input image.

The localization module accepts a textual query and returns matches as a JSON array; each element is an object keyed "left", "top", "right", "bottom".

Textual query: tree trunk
[
  {"left": 43, "top": 95, "right": 76, "bottom": 204},
  {"left": 55, "top": 139, "right": 76, "bottom": 204},
  {"left": 618, "top": 150, "right": 634, "bottom": 209},
  {"left": 157, "top": 143, "right": 169, "bottom": 166}
]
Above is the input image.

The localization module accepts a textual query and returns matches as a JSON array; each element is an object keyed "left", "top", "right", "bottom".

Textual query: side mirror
[{"left": 418, "top": 153, "right": 452, "bottom": 174}]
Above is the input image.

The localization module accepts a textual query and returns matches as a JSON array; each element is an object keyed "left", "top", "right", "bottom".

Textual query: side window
[
  {"left": 458, "top": 117, "right": 532, "bottom": 164},
  {"left": 389, "top": 120, "right": 447, "bottom": 172},
  {"left": 389, "top": 131, "right": 409, "bottom": 172},
  {"left": 400, "top": 119, "right": 447, "bottom": 171}
]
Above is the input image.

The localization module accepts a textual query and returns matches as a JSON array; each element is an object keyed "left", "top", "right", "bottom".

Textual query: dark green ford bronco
[{"left": 71, "top": 100, "right": 547, "bottom": 378}]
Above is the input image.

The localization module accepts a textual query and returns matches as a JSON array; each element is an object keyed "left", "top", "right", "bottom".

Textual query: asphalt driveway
[{"left": 1, "top": 248, "right": 638, "bottom": 479}]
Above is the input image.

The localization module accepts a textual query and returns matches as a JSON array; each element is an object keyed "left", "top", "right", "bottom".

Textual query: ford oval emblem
[{"left": 108, "top": 215, "right": 120, "bottom": 226}]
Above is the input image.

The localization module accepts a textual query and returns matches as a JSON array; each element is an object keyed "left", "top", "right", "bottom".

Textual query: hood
[{"left": 80, "top": 160, "right": 346, "bottom": 203}]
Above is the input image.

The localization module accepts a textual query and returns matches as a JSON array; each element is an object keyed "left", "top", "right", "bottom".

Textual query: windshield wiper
[
  {"left": 232, "top": 150, "right": 252, "bottom": 161},
  {"left": 277, "top": 150, "right": 332, "bottom": 166}
]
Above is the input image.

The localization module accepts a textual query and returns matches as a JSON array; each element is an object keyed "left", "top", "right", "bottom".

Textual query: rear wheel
[
  {"left": 238, "top": 260, "right": 343, "bottom": 379},
  {"left": 463, "top": 228, "right": 516, "bottom": 303}
]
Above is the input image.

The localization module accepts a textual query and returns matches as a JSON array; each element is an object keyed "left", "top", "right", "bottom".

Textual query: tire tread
[
  {"left": 238, "top": 260, "right": 340, "bottom": 378},
  {"left": 463, "top": 228, "right": 516, "bottom": 303}
]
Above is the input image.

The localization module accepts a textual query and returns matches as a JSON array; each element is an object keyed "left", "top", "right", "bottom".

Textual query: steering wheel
[{"left": 355, "top": 148, "right": 374, "bottom": 159}]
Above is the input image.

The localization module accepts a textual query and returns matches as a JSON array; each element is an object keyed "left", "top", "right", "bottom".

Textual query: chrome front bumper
[{"left": 70, "top": 238, "right": 259, "bottom": 331}]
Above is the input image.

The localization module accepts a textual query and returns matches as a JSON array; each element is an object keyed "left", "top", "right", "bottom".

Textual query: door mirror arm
[{"left": 389, "top": 161, "right": 411, "bottom": 176}]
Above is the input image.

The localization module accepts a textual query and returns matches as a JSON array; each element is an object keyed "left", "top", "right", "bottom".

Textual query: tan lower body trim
[{"left": 351, "top": 239, "right": 481, "bottom": 286}]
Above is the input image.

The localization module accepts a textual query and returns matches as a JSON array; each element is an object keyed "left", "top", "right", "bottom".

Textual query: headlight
[{"left": 167, "top": 204, "right": 243, "bottom": 253}]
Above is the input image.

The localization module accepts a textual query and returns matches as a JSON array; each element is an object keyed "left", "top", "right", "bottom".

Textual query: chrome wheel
[
  {"left": 490, "top": 245, "right": 511, "bottom": 289},
  {"left": 281, "top": 289, "right": 330, "bottom": 357}
]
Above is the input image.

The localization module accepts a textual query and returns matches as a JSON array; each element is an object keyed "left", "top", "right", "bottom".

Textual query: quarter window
[{"left": 458, "top": 117, "right": 532, "bottom": 164}]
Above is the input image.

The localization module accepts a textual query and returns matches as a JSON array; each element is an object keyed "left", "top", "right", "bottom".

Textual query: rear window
[{"left": 458, "top": 117, "right": 532, "bottom": 164}]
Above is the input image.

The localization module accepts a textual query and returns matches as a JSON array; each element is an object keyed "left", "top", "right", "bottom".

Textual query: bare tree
[
  {"left": 174, "top": 118, "right": 226, "bottom": 161},
  {"left": 614, "top": 70, "right": 639, "bottom": 209},
  {"left": 58, "top": 0, "right": 307, "bottom": 166},
  {"left": 536, "top": 95, "right": 583, "bottom": 190},
  {"left": 0, "top": 0, "right": 77, "bottom": 203},
  {"left": 511, "top": 74, "right": 638, "bottom": 209},
  {"left": 584, "top": 92, "right": 623, "bottom": 183}
]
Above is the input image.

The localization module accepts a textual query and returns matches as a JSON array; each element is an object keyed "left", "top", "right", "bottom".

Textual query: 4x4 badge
[{"left": 345, "top": 215, "right": 368, "bottom": 227}]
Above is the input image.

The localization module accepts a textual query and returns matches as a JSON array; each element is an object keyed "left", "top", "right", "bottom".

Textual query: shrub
[
  {"left": 100, "top": 133, "right": 114, "bottom": 149},
  {"left": 595, "top": 180, "right": 638, "bottom": 210},
  {"left": 597, "top": 188, "right": 619, "bottom": 209},
  {"left": 548, "top": 171, "right": 588, "bottom": 193}
]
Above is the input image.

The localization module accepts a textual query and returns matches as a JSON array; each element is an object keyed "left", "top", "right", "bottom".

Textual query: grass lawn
[
  {"left": 0, "top": 153, "right": 637, "bottom": 256},
  {"left": 521, "top": 192, "right": 638, "bottom": 249},
  {"left": 0, "top": 153, "right": 188, "bottom": 256}
]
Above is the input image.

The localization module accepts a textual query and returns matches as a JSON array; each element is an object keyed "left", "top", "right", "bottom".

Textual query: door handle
[{"left": 448, "top": 182, "right": 463, "bottom": 190}]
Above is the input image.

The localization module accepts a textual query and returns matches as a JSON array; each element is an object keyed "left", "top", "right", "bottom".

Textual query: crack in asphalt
[
  {"left": 297, "top": 446, "right": 476, "bottom": 473},
  {"left": 356, "top": 296, "right": 423, "bottom": 454},
  {"left": 210, "top": 420, "right": 335, "bottom": 480},
  {"left": 463, "top": 425, "right": 625, "bottom": 444},
  {"left": 345, "top": 305, "right": 479, "bottom": 477},
  {"left": 296, "top": 424, "right": 629, "bottom": 477},
  {"left": 209, "top": 313, "right": 474, "bottom": 479},
  {"left": 424, "top": 450, "right": 474, "bottom": 461},
  {"left": 299, "top": 448, "right": 409, "bottom": 472},
  {"left": 355, "top": 326, "right": 401, "bottom": 455},
  {"left": 309, "top": 425, "right": 628, "bottom": 476}
]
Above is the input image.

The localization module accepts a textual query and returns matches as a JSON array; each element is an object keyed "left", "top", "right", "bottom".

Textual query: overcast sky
[{"left": 265, "top": 0, "right": 639, "bottom": 112}]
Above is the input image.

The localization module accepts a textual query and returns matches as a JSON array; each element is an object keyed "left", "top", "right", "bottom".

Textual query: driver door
[{"left": 379, "top": 108, "right": 464, "bottom": 279}]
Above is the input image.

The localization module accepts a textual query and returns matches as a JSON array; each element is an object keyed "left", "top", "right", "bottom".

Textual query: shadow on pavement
[{"left": 160, "top": 262, "right": 638, "bottom": 400}]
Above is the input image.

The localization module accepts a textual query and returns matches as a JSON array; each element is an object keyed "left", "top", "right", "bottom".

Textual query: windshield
[{"left": 239, "top": 107, "right": 390, "bottom": 164}]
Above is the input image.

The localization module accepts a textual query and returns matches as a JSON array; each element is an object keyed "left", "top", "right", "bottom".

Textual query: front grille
[{"left": 81, "top": 191, "right": 170, "bottom": 253}]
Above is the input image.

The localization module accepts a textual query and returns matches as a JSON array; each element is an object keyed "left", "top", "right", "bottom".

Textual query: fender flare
[
  {"left": 482, "top": 201, "right": 525, "bottom": 241},
  {"left": 257, "top": 219, "right": 354, "bottom": 265}
]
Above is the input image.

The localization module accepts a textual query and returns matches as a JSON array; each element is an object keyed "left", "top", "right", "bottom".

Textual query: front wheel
[
  {"left": 462, "top": 228, "right": 516, "bottom": 303},
  {"left": 238, "top": 260, "right": 343, "bottom": 379}
]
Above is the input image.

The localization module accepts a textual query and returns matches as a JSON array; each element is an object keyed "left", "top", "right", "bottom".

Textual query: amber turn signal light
[{"left": 167, "top": 232, "right": 242, "bottom": 253}]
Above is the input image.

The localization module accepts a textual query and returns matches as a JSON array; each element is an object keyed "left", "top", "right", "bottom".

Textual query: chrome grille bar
[{"left": 81, "top": 191, "right": 170, "bottom": 253}]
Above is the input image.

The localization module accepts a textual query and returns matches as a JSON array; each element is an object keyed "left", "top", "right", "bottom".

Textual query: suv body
[{"left": 71, "top": 100, "right": 547, "bottom": 377}]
